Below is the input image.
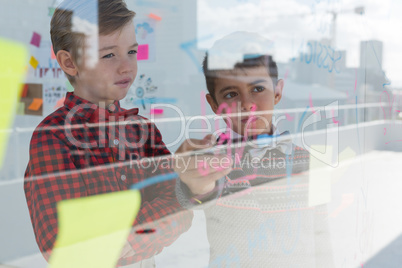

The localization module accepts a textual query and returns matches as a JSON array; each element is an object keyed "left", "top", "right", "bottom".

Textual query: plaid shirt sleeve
[
  {"left": 24, "top": 126, "right": 88, "bottom": 259},
  {"left": 119, "top": 122, "right": 194, "bottom": 266},
  {"left": 24, "top": 118, "right": 193, "bottom": 265}
]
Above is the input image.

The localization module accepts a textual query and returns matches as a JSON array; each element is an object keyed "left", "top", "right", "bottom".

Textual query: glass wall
[{"left": 0, "top": 0, "right": 401, "bottom": 267}]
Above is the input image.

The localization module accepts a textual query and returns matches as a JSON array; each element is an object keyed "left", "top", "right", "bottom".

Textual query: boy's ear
[
  {"left": 56, "top": 50, "right": 78, "bottom": 77},
  {"left": 206, "top": 94, "right": 218, "bottom": 114},
  {"left": 274, "top": 79, "right": 284, "bottom": 105}
]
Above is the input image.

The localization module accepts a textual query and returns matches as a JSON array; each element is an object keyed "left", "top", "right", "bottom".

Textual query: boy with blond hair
[{"left": 24, "top": 0, "right": 230, "bottom": 266}]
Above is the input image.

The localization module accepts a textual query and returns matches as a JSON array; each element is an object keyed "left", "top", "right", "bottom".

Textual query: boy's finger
[
  {"left": 176, "top": 137, "right": 216, "bottom": 153},
  {"left": 202, "top": 134, "right": 217, "bottom": 146}
]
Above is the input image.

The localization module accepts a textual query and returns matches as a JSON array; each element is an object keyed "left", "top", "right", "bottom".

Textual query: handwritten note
[
  {"left": 49, "top": 190, "right": 141, "bottom": 268},
  {"left": 0, "top": 38, "right": 27, "bottom": 168},
  {"left": 135, "top": 19, "right": 155, "bottom": 61}
]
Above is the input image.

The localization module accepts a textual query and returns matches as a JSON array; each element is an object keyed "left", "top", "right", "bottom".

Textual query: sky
[{"left": 197, "top": 0, "right": 402, "bottom": 88}]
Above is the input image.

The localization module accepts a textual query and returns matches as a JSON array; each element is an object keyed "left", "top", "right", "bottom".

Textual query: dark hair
[
  {"left": 51, "top": 0, "right": 136, "bottom": 84},
  {"left": 202, "top": 54, "right": 278, "bottom": 103}
]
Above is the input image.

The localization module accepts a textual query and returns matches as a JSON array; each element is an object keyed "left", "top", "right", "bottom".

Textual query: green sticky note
[
  {"left": 49, "top": 190, "right": 141, "bottom": 268},
  {"left": 16, "top": 102, "right": 25, "bottom": 115},
  {"left": 66, "top": 80, "right": 74, "bottom": 92},
  {"left": 0, "top": 38, "right": 28, "bottom": 169},
  {"left": 49, "top": 7, "right": 56, "bottom": 17},
  {"left": 339, "top": 147, "right": 356, "bottom": 163}
]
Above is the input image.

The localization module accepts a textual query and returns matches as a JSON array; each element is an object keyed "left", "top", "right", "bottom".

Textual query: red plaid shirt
[{"left": 24, "top": 92, "right": 193, "bottom": 266}]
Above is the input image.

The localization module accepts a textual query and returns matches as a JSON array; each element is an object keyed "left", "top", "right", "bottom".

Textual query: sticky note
[
  {"left": 30, "top": 32, "right": 41, "bottom": 47},
  {"left": 0, "top": 38, "right": 27, "bottom": 169},
  {"left": 29, "top": 56, "right": 39, "bottom": 69},
  {"left": 339, "top": 147, "right": 356, "bottom": 163},
  {"left": 148, "top": 13, "right": 162, "bottom": 21},
  {"left": 54, "top": 97, "right": 66, "bottom": 110},
  {"left": 66, "top": 80, "right": 74, "bottom": 92},
  {"left": 308, "top": 145, "right": 332, "bottom": 207},
  {"left": 28, "top": 98, "right": 43, "bottom": 111},
  {"left": 150, "top": 108, "right": 163, "bottom": 115},
  {"left": 49, "top": 190, "right": 141, "bottom": 268},
  {"left": 137, "top": 44, "right": 149, "bottom": 61},
  {"left": 48, "top": 7, "right": 56, "bottom": 17},
  {"left": 16, "top": 102, "right": 25, "bottom": 115},
  {"left": 21, "top": 84, "right": 29, "bottom": 97},
  {"left": 51, "top": 45, "right": 57, "bottom": 59}
]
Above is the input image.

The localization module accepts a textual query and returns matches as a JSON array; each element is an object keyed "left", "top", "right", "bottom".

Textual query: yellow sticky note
[
  {"left": 339, "top": 147, "right": 356, "bottom": 163},
  {"left": 308, "top": 145, "right": 332, "bottom": 207},
  {"left": 49, "top": 190, "right": 141, "bottom": 268},
  {"left": 28, "top": 98, "right": 43, "bottom": 111},
  {"left": 29, "top": 56, "right": 39, "bottom": 69},
  {"left": 0, "top": 38, "right": 27, "bottom": 169}
]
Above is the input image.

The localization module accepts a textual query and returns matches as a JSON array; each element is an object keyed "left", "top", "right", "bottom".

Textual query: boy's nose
[
  {"left": 240, "top": 96, "right": 256, "bottom": 112},
  {"left": 118, "top": 57, "right": 136, "bottom": 74}
]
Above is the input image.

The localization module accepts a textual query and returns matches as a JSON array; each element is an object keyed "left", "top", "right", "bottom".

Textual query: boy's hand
[
  {"left": 120, "top": 241, "right": 135, "bottom": 259},
  {"left": 174, "top": 135, "right": 232, "bottom": 196}
]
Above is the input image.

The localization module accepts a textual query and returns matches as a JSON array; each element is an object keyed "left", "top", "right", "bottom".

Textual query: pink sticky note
[
  {"left": 54, "top": 97, "right": 66, "bottom": 110},
  {"left": 30, "top": 32, "right": 41, "bottom": 48},
  {"left": 137, "top": 44, "right": 149, "bottom": 61},
  {"left": 150, "top": 109, "right": 163, "bottom": 115},
  {"left": 51, "top": 45, "right": 56, "bottom": 59}
]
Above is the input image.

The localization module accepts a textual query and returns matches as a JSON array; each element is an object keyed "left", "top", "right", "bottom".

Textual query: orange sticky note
[
  {"left": 148, "top": 13, "right": 162, "bottom": 21},
  {"left": 29, "top": 56, "right": 39, "bottom": 69},
  {"left": 51, "top": 45, "right": 57, "bottom": 59},
  {"left": 28, "top": 98, "right": 43, "bottom": 111}
]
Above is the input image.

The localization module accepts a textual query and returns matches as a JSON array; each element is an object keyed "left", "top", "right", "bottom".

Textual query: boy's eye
[
  {"left": 223, "top": 92, "right": 238, "bottom": 99},
  {"left": 252, "top": 86, "right": 265, "bottom": 92},
  {"left": 128, "top": 50, "right": 137, "bottom": 55},
  {"left": 102, "top": 53, "right": 114, "bottom": 59}
]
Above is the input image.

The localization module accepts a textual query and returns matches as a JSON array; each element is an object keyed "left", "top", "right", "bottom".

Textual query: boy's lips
[
  {"left": 115, "top": 78, "right": 132, "bottom": 88},
  {"left": 241, "top": 116, "right": 258, "bottom": 124}
]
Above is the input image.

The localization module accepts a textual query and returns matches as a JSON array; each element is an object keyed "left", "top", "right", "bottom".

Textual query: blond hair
[{"left": 50, "top": 0, "right": 136, "bottom": 84}]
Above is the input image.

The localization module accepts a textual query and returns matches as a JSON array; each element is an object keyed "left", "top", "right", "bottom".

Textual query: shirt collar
[
  {"left": 63, "top": 92, "right": 138, "bottom": 122},
  {"left": 216, "top": 126, "right": 293, "bottom": 155}
]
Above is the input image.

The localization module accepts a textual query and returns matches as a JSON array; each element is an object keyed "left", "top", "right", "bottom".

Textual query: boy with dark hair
[
  {"left": 24, "top": 0, "right": 230, "bottom": 266},
  {"left": 194, "top": 31, "right": 334, "bottom": 267}
]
